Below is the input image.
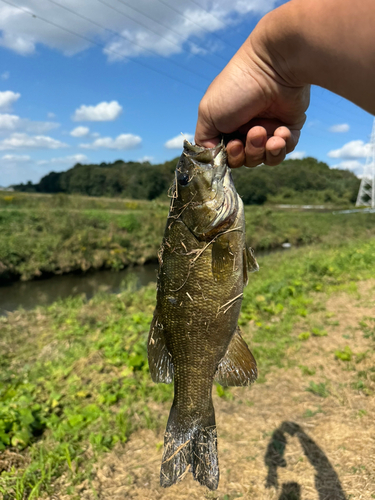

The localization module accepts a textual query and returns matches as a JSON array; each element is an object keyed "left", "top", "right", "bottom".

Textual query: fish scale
[{"left": 148, "top": 140, "right": 259, "bottom": 489}]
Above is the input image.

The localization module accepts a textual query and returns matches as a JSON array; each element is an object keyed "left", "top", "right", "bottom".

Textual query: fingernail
[
  {"left": 250, "top": 136, "right": 264, "bottom": 148},
  {"left": 270, "top": 148, "right": 281, "bottom": 157},
  {"left": 230, "top": 144, "right": 243, "bottom": 157}
]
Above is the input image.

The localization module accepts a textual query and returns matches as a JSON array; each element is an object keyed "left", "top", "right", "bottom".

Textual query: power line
[
  {"left": 104, "top": 0, "right": 224, "bottom": 69},
  {"left": 44, "top": 0, "right": 214, "bottom": 83},
  {"left": 0, "top": 0, "right": 206, "bottom": 93}
]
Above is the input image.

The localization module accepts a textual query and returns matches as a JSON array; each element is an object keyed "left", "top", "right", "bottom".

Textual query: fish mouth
[
  {"left": 180, "top": 140, "right": 239, "bottom": 237},
  {"left": 181, "top": 139, "right": 227, "bottom": 184},
  {"left": 183, "top": 139, "right": 223, "bottom": 163},
  {"left": 184, "top": 139, "right": 225, "bottom": 156}
]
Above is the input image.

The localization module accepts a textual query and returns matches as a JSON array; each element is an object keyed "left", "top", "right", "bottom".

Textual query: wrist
[{"left": 242, "top": 1, "right": 308, "bottom": 88}]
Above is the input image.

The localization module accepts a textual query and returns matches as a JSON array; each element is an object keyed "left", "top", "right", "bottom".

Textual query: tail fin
[{"left": 160, "top": 406, "right": 219, "bottom": 490}]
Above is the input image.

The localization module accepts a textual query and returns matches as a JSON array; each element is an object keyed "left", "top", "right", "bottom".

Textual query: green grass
[
  {"left": 1, "top": 237, "right": 375, "bottom": 497},
  {"left": 1, "top": 191, "right": 375, "bottom": 280},
  {"left": 306, "top": 382, "right": 330, "bottom": 398}
]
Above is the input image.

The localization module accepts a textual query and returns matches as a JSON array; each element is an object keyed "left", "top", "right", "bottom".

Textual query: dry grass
[{"left": 51, "top": 282, "right": 375, "bottom": 500}]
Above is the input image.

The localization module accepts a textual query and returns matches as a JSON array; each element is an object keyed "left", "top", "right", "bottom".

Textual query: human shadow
[{"left": 265, "top": 421, "right": 347, "bottom": 500}]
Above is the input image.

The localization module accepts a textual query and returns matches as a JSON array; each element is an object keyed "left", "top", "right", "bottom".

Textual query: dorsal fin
[
  {"left": 215, "top": 327, "right": 257, "bottom": 386},
  {"left": 148, "top": 314, "right": 174, "bottom": 383}
]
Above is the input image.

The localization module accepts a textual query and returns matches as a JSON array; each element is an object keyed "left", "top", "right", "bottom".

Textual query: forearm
[{"left": 246, "top": 0, "right": 375, "bottom": 114}]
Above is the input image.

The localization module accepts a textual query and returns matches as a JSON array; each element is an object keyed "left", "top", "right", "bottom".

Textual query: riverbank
[
  {"left": 0, "top": 237, "right": 374, "bottom": 498},
  {"left": 1, "top": 192, "right": 375, "bottom": 282}
]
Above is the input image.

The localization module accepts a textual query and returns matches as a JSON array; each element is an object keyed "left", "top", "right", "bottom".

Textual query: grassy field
[
  {"left": 1, "top": 191, "right": 375, "bottom": 281},
  {"left": 0, "top": 236, "right": 375, "bottom": 498}
]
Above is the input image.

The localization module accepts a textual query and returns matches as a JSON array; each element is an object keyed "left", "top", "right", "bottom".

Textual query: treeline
[
  {"left": 232, "top": 156, "right": 360, "bottom": 205},
  {"left": 13, "top": 156, "right": 360, "bottom": 205}
]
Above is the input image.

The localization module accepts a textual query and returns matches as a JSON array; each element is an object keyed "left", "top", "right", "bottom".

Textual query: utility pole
[{"left": 356, "top": 119, "right": 375, "bottom": 208}]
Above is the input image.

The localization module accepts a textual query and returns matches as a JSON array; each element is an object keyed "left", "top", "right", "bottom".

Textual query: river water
[{"left": 0, "top": 263, "right": 159, "bottom": 316}]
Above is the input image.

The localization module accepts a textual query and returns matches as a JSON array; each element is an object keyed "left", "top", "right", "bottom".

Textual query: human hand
[{"left": 195, "top": 13, "right": 310, "bottom": 169}]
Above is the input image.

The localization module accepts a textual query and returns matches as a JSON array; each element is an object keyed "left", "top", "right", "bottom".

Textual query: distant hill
[
  {"left": 13, "top": 156, "right": 360, "bottom": 205},
  {"left": 231, "top": 156, "right": 360, "bottom": 205}
]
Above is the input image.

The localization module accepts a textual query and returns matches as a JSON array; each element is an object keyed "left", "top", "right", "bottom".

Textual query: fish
[{"left": 148, "top": 140, "right": 259, "bottom": 490}]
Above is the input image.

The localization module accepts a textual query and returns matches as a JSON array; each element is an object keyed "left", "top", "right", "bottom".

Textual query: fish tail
[{"left": 160, "top": 405, "right": 219, "bottom": 490}]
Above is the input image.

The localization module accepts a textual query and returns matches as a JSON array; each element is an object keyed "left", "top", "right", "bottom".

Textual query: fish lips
[
  {"left": 176, "top": 141, "right": 227, "bottom": 203},
  {"left": 176, "top": 142, "right": 238, "bottom": 238}
]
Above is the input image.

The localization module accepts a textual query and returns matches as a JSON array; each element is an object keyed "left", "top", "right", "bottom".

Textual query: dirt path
[{"left": 74, "top": 282, "right": 375, "bottom": 500}]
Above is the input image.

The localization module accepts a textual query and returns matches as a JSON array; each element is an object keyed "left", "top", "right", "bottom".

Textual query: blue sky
[{"left": 0, "top": 0, "right": 373, "bottom": 186}]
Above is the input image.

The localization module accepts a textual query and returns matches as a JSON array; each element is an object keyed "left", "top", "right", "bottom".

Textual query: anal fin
[
  {"left": 148, "top": 314, "right": 174, "bottom": 383},
  {"left": 215, "top": 327, "right": 257, "bottom": 386}
]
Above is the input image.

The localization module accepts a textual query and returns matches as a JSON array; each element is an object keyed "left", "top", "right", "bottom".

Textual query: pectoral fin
[
  {"left": 215, "top": 327, "right": 257, "bottom": 386},
  {"left": 243, "top": 246, "right": 259, "bottom": 285},
  {"left": 212, "top": 239, "right": 234, "bottom": 281},
  {"left": 148, "top": 314, "right": 174, "bottom": 384}
]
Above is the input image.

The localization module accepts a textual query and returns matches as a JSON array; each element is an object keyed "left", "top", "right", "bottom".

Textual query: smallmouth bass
[{"left": 148, "top": 140, "right": 258, "bottom": 490}]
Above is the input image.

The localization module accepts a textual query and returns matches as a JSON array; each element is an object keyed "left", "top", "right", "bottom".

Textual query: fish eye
[{"left": 178, "top": 173, "right": 190, "bottom": 186}]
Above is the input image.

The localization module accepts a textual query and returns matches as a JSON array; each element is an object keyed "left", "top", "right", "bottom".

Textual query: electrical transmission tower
[{"left": 356, "top": 119, "right": 375, "bottom": 208}]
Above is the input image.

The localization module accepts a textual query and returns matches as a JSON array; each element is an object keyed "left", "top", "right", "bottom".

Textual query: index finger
[{"left": 194, "top": 99, "right": 221, "bottom": 147}]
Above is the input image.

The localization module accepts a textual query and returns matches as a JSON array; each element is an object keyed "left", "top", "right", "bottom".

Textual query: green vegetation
[
  {"left": 0, "top": 193, "right": 168, "bottom": 280},
  {"left": 1, "top": 191, "right": 375, "bottom": 281},
  {"left": 1, "top": 237, "right": 375, "bottom": 498},
  {"left": 306, "top": 382, "right": 330, "bottom": 398},
  {"left": 232, "top": 156, "right": 359, "bottom": 206},
  {"left": 335, "top": 346, "right": 353, "bottom": 361},
  {"left": 12, "top": 156, "right": 360, "bottom": 206}
]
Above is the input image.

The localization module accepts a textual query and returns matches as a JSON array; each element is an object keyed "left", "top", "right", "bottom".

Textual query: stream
[{"left": 0, "top": 263, "right": 159, "bottom": 316}]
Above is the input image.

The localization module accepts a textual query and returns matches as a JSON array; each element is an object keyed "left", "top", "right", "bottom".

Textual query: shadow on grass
[{"left": 265, "top": 421, "right": 346, "bottom": 500}]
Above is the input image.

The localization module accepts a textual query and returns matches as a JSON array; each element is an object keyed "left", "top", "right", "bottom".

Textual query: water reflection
[{"left": 0, "top": 263, "right": 158, "bottom": 315}]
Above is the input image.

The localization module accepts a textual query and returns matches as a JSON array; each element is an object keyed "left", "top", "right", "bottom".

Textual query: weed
[
  {"left": 299, "top": 365, "right": 316, "bottom": 376},
  {"left": 216, "top": 385, "right": 233, "bottom": 401},
  {"left": 335, "top": 346, "right": 353, "bottom": 362},
  {"left": 312, "top": 327, "right": 328, "bottom": 337},
  {"left": 298, "top": 332, "right": 311, "bottom": 341},
  {"left": 355, "top": 351, "right": 368, "bottom": 363},
  {"left": 303, "top": 406, "right": 323, "bottom": 418},
  {"left": 306, "top": 382, "right": 329, "bottom": 398}
]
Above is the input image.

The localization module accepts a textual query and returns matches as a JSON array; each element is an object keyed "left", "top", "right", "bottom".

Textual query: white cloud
[
  {"left": 0, "top": 31, "right": 34, "bottom": 55},
  {"left": 72, "top": 101, "right": 122, "bottom": 122},
  {"left": 332, "top": 160, "right": 363, "bottom": 170},
  {"left": 0, "top": 113, "right": 59, "bottom": 133},
  {"left": 1, "top": 71, "right": 9, "bottom": 80},
  {"left": 37, "top": 154, "right": 88, "bottom": 165},
  {"left": 70, "top": 126, "right": 90, "bottom": 137},
  {"left": 331, "top": 160, "right": 364, "bottom": 176},
  {"left": 328, "top": 140, "right": 370, "bottom": 159},
  {"left": 2, "top": 154, "right": 30, "bottom": 162},
  {"left": 328, "top": 123, "right": 350, "bottom": 133},
  {"left": 165, "top": 133, "right": 194, "bottom": 149},
  {"left": 80, "top": 133, "right": 141, "bottom": 150},
  {"left": 0, "top": 1, "right": 277, "bottom": 60},
  {"left": 0, "top": 90, "right": 20, "bottom": 111},
  {"left": 138, "top": 155, "right": 154, "bottom": 163},
  {"left": 0, "top": 133, "right": 68, "bottom": 150},
  {"left": 47, "top": 112, "right": 56, "bottom": 119},
  {"left": 287, "top": 150, "right": 306, "bottom": 160}
]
